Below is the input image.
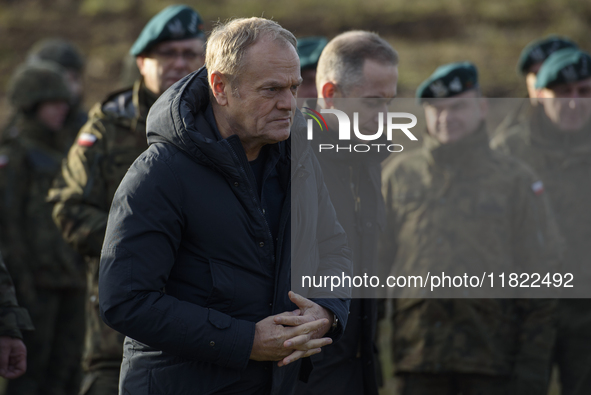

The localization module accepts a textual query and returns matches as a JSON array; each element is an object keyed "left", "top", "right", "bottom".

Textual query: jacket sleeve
[
  {"left": 0, "top": 143, "right": 36, "bottom": 307},
  {"left": 98, "top": 152, "right": 255, "bottom": 370},
  {"left": 306, "top": 152, "right": 352, "bottom": 340},
  {"left": 48, "top": 118, "right": 111, "bottom": 258},
  {"left": 0, "top": 252, "right": 34, "bottom": 339}
]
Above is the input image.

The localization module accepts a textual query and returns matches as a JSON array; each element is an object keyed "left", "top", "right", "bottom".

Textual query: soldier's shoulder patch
[
  {"left": 77, "top": 133, "right": 98, "bottom": 147},
  {"left": 0, "top": 154, "right": 8, "bottom": 168},
  {"left": 531, "top": 180, "right": 544, "bottom": 196}
]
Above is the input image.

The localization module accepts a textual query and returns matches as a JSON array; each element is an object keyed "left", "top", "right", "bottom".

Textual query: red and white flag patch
[
  {"left": 531, "top": 180, "right": 544, "bottom": 196},
  {"left": 0, "top": 155, "right": 8, "bottom": 168},
  {"left": 78, "top": 133, "right": 98, "bottom": 147}
]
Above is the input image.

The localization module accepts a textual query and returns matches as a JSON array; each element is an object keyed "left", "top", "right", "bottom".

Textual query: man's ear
[
  {"left": 320, "top": 82, "right": 337, "bottom": 109},
  {"left": 210, "top": 71, "right": 229, "bottom": 106},
  {"left": 136, "top": 56, "right": 146, "bottom": 75}
]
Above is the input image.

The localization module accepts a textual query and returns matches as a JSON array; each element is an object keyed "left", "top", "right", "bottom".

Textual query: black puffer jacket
[{"left": 98, "top": 67, "right": 351, "bottom": 395}]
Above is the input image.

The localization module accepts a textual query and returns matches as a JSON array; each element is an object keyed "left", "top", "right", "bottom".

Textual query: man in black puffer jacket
[{"left": 98, "top": 17, "right": 351, "bottom": 395}]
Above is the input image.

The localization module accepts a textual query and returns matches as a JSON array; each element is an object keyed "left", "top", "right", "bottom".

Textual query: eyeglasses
[{"left": 149, "top": 49, "right": 205, "bottom": 63}]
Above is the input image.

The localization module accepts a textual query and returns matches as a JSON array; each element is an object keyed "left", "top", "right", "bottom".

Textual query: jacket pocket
[
  {"left": 149, "top": 361, "right": 241, "bottom": 395},
  {"left": 205, "top": 259, "right": 236, "bottom": 312}
]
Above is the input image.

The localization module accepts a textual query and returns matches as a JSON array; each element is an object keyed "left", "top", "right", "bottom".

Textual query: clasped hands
[{"left": 250, "top": 291, "right": 334, "bottom": 367}]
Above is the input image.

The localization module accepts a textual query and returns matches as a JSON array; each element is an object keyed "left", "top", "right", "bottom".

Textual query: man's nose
[
  {"left": 171, "top": 54, "right": 189, "bottom": 70},
  {"left": 277, "top": 89, "right": 294, "bottom": 110}
]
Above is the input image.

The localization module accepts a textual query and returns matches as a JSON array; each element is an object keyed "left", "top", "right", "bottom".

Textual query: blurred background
[
  {"left": 0, "top": 0, "right": 588, "bottom": 393},
  {"left": 1, "top": 0, "right": 590, "bottom": 121}
]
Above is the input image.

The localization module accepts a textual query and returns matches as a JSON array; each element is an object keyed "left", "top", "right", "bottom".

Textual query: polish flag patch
[
  {"left": 0, "top": 155, "right": 8, "bottom": 168},
  {"left": 78, "top": 133, "right": 98, "bottom": 147},
  {"left": 531, "top": 180, "right": 545, "bottom": 196}
]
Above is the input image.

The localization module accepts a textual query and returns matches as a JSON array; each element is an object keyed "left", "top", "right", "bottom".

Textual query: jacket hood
[{"left": 146, "top": 66, "right": 310, "bottom": 177}]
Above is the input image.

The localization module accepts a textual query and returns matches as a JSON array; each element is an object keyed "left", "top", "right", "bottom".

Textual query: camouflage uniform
[
  {"left": 0, "top": 251, "right": 34, "bottom": 339},
  {"left": 381, "top": 127, "right": 560, "bottom": 394},
  {"left": 0, "top": 63, "right": 86, "bottom": 395},
  {"left": 492, "top": 105, "right": 591, "bottom": 395},
  {"left": 48, "top": 79, "right": 157, "bottom": 395}
]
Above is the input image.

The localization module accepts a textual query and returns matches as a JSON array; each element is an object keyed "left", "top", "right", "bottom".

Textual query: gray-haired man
[
  {"left": 98, "top": 17, "right": 351, "bottom": 395},
  {"left": 295, "top": 30, "right": 399, "bottom": 395}
]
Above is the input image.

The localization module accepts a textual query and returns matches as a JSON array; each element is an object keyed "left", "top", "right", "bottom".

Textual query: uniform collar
[
  {"left": 424, "top": 122, "right": 490, "bottom": 167},
  {"left": 530, "top": 105, "right": 591, "bottom": 150}
]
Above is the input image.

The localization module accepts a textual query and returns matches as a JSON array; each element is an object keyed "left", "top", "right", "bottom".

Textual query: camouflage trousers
[
  {"left": 5, "top": 287, "right": 85, "bottom": 395},
  {"left": 553, "top": 299, "right": 591, "bottom": 395},
  {"left": 396, "top": 373, "right": 510, "bottom": 395},
  {"left": 79, "top": 368, "right": 119, "bottom": 395}
]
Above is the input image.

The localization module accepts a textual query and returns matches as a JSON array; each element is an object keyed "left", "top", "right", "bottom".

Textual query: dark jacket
[
  {"left": 296, "top": 120, "right": 388, "bottom": 395},
  {"left": 98, "top": 68, "right": 351, "bottom": 395}
]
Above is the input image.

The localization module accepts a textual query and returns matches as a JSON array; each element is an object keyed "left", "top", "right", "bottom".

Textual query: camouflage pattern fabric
[
  {"left": 380, "top": 126, "right": 561, "bottom": 394},
  {"left": 0, "top": 252, "right": 34, "bottom": 339},
  {"left": 0, "top": 114, "right": 85, "bottom": 395},
  {"left": 48, "top": 79, "right": 156, "bottom": 376},
  {"left": 492, "top": 105, "right": 591, "bottom": 395},
  {"left": 79, "top": 368, "right": 120, "bottom": 395}
]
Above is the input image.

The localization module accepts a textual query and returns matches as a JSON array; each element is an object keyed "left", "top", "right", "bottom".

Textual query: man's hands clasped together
[{"left": 250, "top": 291, "right": 335, "bottom": 367}]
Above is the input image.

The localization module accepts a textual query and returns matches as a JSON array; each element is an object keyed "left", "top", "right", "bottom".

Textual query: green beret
[
  {"left": 297, "top": 36, "right": 328, "bottom": 70},
  {"left": 535, "top": 48, "right": 591, "bottom": 89},
  {"left": 130, "top": 5, "right": 204, "bottom": 56},
  {"left": 517, "top": 35, "right": 577, "bottom": 75},
  {"left": 416, "top": 62, "right": 478, "bottom": 102}
]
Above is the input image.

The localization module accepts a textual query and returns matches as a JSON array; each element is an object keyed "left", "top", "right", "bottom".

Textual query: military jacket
[
  {"left": 48, "top": 79, "right": 156, "bottom": 370},
  {"left": 380, "top": 127, "right": 560, "bottom": 388},
  {"left": 0, "top": 115, "right": 85, "bottom": 302},
  {"left": 0, "top": 251, "right": 34, "bottom": 339}
]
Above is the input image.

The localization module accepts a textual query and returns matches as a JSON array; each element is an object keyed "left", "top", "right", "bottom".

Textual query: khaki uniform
[
  {"left": 0, "top": 115, "right": 86, "bottom": 395},
  {"left": 492, "top": 106, "right": 591, "bottom": 395},
  {"left": 381, "top": 127, "right": 560, "bottom": 394},
  {"left": 48, "top": 80, "right": 156, "bottom": 395}
]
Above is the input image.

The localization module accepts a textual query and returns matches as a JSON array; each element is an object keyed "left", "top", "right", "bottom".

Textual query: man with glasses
[{"left": 47, "top": 5, "right": 205, "bottom": 395}]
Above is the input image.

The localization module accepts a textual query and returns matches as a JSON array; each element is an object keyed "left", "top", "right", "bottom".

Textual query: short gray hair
[
  {"left": 316, "top": 31, "right": 399, "bottom": 95},
  {"left": 205, "top": 17, "right": 297, "bottom": 90}
]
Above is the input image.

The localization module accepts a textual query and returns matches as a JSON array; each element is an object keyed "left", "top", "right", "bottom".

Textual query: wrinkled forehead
[{"left": 241, "top": 37, "right": 301, "bottom": 81}]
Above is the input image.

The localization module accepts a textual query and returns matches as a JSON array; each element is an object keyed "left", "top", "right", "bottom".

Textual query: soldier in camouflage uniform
[
  {"left": 47, "top": 5, "right": 206, "bottom": 395},
  {"left": 492, "top": 48, "right": 591, "bottom": 395},
  {"left": 0, "top": 250, "right": 34, "bottom": 380},
  {"left": 380, "top": 63, "right": 560, "bottom": 395},
  {"left": 0, "top": 61, "right": 86, "bottom": 395},
  {"left": 2, "top": 39, "right": 87, "bottom": 152},
  {"left": 494, "top": 36, "right": 578, "bottom": 138}
]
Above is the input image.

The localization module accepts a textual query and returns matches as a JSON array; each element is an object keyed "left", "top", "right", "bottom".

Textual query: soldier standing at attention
[
  {"left": 494, "top": 36, "right": 578, "bottom": 135},
  {"left": 2, "top": 39, "right": 87, "bottom": 151},
  {"left": 492, "top": 48, "right": 591, "bottom": 395},
  {"left": 380, "top": 62, "right": 560, "bottom": 395},
  {"left": 0, "top": 61, "right": 86, "bottom": 395},
  {"left": 47, "top": 5, "right": 206, "bottom": 395}
]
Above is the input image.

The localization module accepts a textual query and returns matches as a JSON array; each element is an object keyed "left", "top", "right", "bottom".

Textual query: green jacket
[
  {"left": 492, "top": 104, "right": 591, "bottom": 327},
  {"left": 48, "top": 79, "right": 156, "bottom": 370},
  {"left": 0, "top": 114, "right": 85, "bottom": 306},
  {"left": 381, "top": 127, "right": 560, "bottom": 391},
  {"left": 0, "top": 251, "right": 34, "bottom": 339}
]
